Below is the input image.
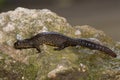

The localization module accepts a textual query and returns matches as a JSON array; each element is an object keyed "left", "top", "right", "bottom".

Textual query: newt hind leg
[
  {"left": 54, "top": 46, "right": 66, "bottom": 51},
  {"left": 54, "top": 42, "right": 68, "bottom": 51}
]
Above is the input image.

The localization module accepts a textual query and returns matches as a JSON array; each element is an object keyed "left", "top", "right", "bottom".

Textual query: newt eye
[
  {"left": 17, "top": 42, "right": 21, "bottom": 45},
  {"left": 14, "top": 41, "right": 20, "bottom": 47},
  {"left": 17, "top": 42, "right": 20, "bottom": 46}
]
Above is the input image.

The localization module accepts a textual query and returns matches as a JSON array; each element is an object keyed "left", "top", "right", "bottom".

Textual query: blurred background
[{"left": 0, "top": 0, "right": 120, "bottom": 41}]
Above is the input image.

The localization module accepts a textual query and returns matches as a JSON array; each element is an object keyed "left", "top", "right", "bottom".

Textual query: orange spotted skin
[{"left": 14, "top": 32, "right": 117, "bottom": 57}]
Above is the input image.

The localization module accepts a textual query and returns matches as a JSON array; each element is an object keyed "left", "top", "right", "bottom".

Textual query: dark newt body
[{"left": 14, "top": 32, "right": 117, "bottom": 57}]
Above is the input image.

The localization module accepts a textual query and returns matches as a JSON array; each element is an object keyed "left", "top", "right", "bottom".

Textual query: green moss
[{"left": 0, "top": 52, "right": 39, "bottom": 80}]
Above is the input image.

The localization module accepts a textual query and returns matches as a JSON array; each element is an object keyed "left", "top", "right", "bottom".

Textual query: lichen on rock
[{"left": 0, "top": 7, "right": 120, "bottom": 80}]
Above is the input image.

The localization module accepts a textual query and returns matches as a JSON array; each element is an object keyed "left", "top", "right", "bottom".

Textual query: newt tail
[{"left": 72, "top": 39, "right": 117, "bottom": 57}]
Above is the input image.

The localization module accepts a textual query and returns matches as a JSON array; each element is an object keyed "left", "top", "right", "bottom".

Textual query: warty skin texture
[{"left": 14, "top": 32, "right": 117, "bottom": 57}]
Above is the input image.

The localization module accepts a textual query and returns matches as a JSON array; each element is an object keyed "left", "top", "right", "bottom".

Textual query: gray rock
[{"left": 0, "top": 7, "right": 120, "bottom": 80}]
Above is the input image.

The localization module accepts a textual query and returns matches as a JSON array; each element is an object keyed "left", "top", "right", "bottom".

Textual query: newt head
[
  {"left": 14, "top": 40, "right": 23, "bottom": 49},
  {"left": 14, "top": 39, "right": 32, "bottom": 49}
]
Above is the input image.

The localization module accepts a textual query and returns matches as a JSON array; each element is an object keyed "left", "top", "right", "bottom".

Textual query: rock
[{"left": 0, "top": 7, "right": 120, "bottom": 80}]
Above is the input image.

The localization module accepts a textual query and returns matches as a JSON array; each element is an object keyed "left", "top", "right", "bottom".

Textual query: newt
[{"left": 14, "top": 32, "right": 117, "bottom": 57}]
